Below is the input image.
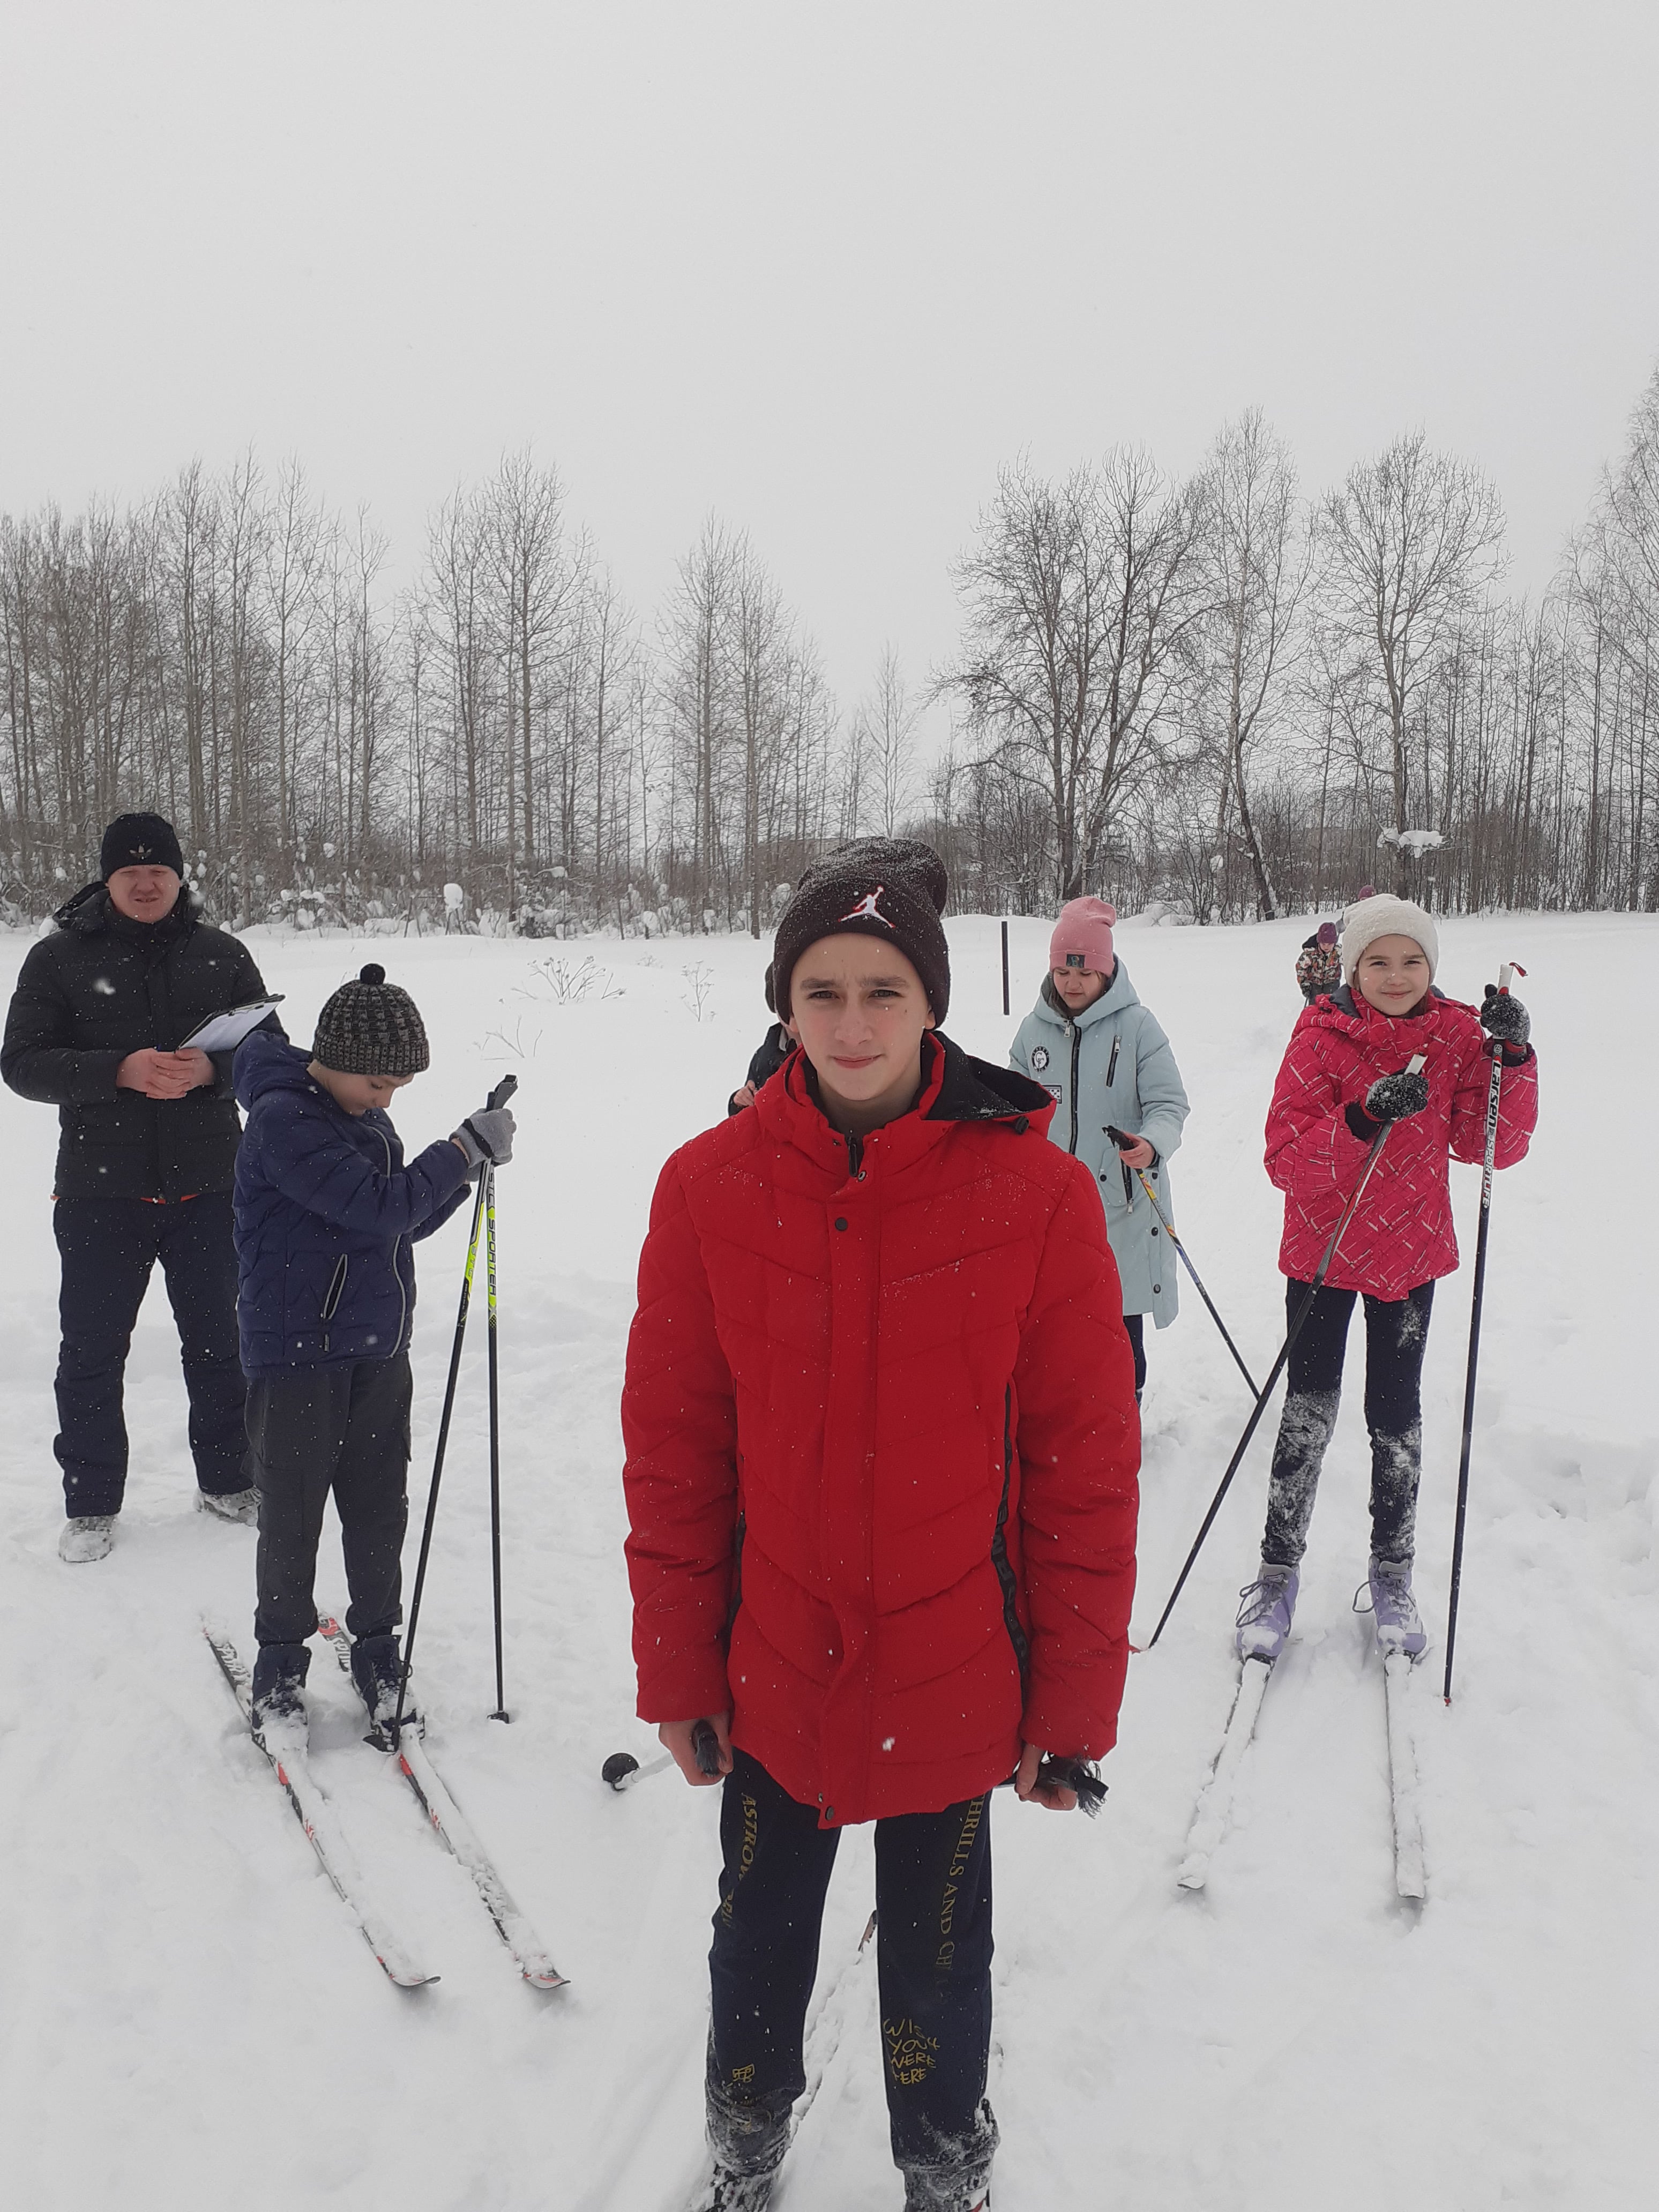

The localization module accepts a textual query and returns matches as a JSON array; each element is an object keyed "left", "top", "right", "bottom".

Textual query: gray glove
[
  {"left": 1362, "top": 1071, "right": 1429, "bottom": 1124},
  {"left": 452, "top": 1105, "right": 515, "bottom": 1173},
  {"left": 1481, "top": 985, "right": 1530, "bottom": 1052}
]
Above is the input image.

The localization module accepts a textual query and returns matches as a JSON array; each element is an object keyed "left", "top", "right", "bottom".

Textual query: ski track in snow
[{"left": 1, "top": 913, "right": 1652, "bottom": 2211}]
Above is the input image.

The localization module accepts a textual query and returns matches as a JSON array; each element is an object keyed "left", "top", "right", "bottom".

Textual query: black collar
[{"left": 924, "top": 1031, "right": 1052, "bottom": 1125}]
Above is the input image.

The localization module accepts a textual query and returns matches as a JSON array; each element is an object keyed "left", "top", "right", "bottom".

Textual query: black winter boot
[
  {"left": 349, "top": 1632, "right": 415, "bottom": 1736},
  {"left": 250, "top": 1641, "right": 311, "bottom": 1751}
]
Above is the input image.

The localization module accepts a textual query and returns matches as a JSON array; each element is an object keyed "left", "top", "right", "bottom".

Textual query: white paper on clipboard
[{"left": 178, "top": 997, "right": 285, "bottom": 1053}]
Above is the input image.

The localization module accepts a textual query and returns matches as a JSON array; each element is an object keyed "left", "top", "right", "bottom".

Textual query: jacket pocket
[{"left": 320, "top": 1256, "right": 348, "bottom": 1320}]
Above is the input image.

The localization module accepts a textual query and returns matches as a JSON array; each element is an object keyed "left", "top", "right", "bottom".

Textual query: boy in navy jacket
[{"left": 232, "top": 963, "right": 515, "bottom": 1743}]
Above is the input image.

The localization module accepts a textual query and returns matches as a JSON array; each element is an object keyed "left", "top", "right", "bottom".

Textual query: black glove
[
  {"left": 1346, "top": 1070, "right": 1429, "bottom": 1140},
  {"left": 1481, "top": 984, "right": 1530, "bottom": 1058},
  {"left": 452, "top": 1104, "right": 516, "bottom": 1172}
]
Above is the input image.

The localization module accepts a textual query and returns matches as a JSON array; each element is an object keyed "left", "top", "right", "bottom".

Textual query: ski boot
[
  {"left": 1234, "top": 1564, "right": 1298, "bottom": 1662},
  {"left": 198, "top": 1486, "right": 259, "bottom": 1526},
  {"left": 250, "top": 1641, "right": 311, "bottom": 1754},
  {"left": 902, "top": 2098, "right": 998, "bottom": 2209},
  {"left": 58, "top": 1514, "right": 117, "bottom": 1564},
  {"left": 349, "top": 1631, "right": 418, "bottom": 1743},
  {"left": 1360, "top": 1556, "right": 1427, "bottom": 1657},
  {"left": 697, "top": 2163, "right": 780, "bottom": 2211}
]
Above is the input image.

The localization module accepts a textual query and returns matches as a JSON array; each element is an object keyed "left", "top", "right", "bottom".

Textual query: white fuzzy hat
[{"left": 1340, "top": 893, "right": 1439, "bottom": 982}]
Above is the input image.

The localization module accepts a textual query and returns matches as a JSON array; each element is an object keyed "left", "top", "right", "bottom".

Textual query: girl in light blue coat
[{"left": 1010, "top": 899, "right": 1190, "bottom": 1398}]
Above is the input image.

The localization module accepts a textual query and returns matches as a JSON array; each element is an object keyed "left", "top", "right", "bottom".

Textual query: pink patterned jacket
[{"left": 1265, "top": 986, "right": 1538, "bottom": 1301}]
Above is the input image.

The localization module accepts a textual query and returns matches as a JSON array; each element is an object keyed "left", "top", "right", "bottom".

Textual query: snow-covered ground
[{"left": 1, "top": 910, "right": 1651, "bottom": 2212}]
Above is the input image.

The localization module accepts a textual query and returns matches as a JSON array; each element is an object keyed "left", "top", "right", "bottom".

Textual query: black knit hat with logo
[
  {"left": 767, "top": 837, "right": 951, "bottom": 1021},
  {"left": 101, "top": 811, "right": 185, "bottom": 881},
  {"left": 312, "top": 964, "right": 431, "bottom": 1076}
]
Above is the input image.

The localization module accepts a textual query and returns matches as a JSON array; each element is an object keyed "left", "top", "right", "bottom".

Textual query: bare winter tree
[
  {"left": 944, "top": 451, "right": 1207, "bottom": 902},
  {"left": 849, "top": 645, "right": 919, "bottom": 838},
  {"left": 734, "top": 548, "right": 789, "bottom": 937},
  {"left": 1193, "top": 409, "right": 1309, "bottom": 917},
  {"left": 659, "top": 519, "right": 741, "bottom": 923},
  {"left": 485, "top": 451, "right": 579, "bottom": 912},
  {"left": 1318, "top": 432, "right": 1506, "bottom": 892}
]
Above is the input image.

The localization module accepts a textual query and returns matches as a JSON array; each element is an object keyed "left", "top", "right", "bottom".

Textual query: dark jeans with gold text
[{"left": 706, "top": 1747, "right": 997, "bottom": 2207}]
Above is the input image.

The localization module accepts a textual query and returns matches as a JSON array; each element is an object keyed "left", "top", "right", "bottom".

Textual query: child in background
[
  {"left": 1296, "top": 883, "right": 1378, "bottom": 1003},
  {"left": 1009, "top": 899, "right": 1189, "bottom": 1400},
  {"left": 231, "top": 964, "right": 517, "bottom": 1743},
  {"left": 1236, "top": 896, "right": 1537, "bottom": 1662}
]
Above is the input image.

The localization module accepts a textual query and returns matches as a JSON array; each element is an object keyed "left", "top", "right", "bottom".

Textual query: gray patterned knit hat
[{"left": 312, "top": 963, "right": 430, "bottom": 1075}]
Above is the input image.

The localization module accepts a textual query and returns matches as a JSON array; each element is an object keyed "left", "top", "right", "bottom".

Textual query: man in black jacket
[{"left": 2, "top": 813, "right": 280, "bottom": 1562}]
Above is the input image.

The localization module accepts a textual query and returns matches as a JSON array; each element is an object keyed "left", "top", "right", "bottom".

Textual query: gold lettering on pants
[{"left": 884, "top": 2015, "right": 939, "bottom": 2090}]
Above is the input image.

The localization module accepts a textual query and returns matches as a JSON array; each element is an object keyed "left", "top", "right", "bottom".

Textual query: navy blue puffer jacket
[{"left": 233, "top": 1032, "right": 473, "bottom": 1374}]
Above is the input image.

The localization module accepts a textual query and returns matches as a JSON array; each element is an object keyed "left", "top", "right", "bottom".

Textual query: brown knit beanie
[
  {"left": 767, "top": 838, "right": 951, "bottom": 1021},
  {"left": 312, "top": 963, "right": 430, "bottom": 1075}
]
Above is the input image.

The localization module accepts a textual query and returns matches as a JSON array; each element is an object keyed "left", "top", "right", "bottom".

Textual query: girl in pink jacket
[{"left": 1235, "top": 895, "right": 1537, "bottom": 1662}]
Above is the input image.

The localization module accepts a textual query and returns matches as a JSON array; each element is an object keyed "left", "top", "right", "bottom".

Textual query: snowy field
[{"left": 1, "top": 908, "right": 1651, "bottom": 2212}]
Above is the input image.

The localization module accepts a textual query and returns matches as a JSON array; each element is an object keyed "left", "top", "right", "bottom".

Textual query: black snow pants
[
  {"left": 1123, "top": 1311, "right": 1146, "bottom": 1398},
  {"left": 53, "top": 1193, "right": 248, "bottom": 1517},
  {"left": 248, "top": 1354, "right": 412, "bottom": 1649},
  {"left": 1261, "top": 1277, "right": 1436, "bottom": 1570},
  {"left": 706, "top": 1748, "right": 998, "bottom": 2208}
]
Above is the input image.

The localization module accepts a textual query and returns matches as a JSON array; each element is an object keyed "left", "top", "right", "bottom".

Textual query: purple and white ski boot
[
  {"left": 1362, "top": 1555, "right": 1427, "bottom": 1656},
  {"left": 1234, "top": 1565, "right": 1298, "bottom": 1662}
]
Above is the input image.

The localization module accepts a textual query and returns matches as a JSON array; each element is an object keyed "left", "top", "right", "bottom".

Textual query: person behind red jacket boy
[
  {"left": 1235, "top": 893, "right": 1538, "bottom": 1668},
  {"left": 621, "top": 839, "right": 1140, "bottom": 2212}
]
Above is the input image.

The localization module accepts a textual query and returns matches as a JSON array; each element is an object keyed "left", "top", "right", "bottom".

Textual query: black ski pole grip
[
  {"left": 488, "top": 1073, "right": 518, "bottom": 1112},
  {"left": 691, "top": 1718, "right": 722, "bottom": 1777}
]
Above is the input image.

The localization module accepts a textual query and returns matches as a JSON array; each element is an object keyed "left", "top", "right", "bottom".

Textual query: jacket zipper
[
  {"left": 1066, "top": 1024, "right": 1081, "bottom": 1154},
  {"left": 379, "top": 1124, "right": 409, "bottom": 1352},
  {"left": 725, "top": 1509, "right": 746, "bottom": 1645},
  {"left": 991, "top": 1386, "right": 1030, "bottom": 1684},
  {"left": 847, "top": 1132, "right": 864, "bottom": 1177},
  {"left": 319, "top": 1254, "right": 348, "bottom": 1352}
]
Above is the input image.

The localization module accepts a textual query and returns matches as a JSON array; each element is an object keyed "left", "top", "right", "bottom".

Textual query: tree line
[{"left": 5, "top": 366, "right": 1659, "bottom": 936}]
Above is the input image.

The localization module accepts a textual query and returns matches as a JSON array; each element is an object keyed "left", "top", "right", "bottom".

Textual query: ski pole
[
  {"left": 1443, "top": 966, "right": 1521, "bottom": 1703},
  {"left": 1106, "top": 1126, "right": 1261, "bottom": 1400},
  {"left": 1144, "top": 1055, "right": 1426, "bottom": 1650},
  {"left": 486, "top": 1157, "right": 508, "bottom": 1722},
  {"left": 394, "top": 1073, "right": 518, "bottom": 1743}
]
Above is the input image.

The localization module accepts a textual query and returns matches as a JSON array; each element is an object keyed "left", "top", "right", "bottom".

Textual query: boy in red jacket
[
  {"left": 1236, "top": 894, "right": 1537, "bottom": 1663},
  {"left": 622, "top": 840, "right": 1140, "bottom": 2212}
]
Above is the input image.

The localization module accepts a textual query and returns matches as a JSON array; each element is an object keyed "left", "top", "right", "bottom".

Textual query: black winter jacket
[
  {"left": 1, "top": 883, "right": 279, "bottom": 1201},
  {"left": 726, "top": 1022, "right": 795, "bottom": 1116}
]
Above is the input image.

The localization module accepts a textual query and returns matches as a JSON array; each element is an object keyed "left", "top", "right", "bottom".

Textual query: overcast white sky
[{"left": 3, "top": 0, "right": 1657, "bottom": 732}]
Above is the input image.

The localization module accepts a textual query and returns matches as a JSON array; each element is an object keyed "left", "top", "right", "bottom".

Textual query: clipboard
[{"left": 178, "top": 996, "right": 285, "bottom": 1053}]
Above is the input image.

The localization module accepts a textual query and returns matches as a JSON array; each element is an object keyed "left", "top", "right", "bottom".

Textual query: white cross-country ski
[
  {"left": 1177, "top": 1656, "right": 1273, "bottom": 1890},
  {"left": 201, "top": 1619, "right": 436, "bottom": 1990},
  {"left": 1382, "top": 1651, "right": 1427, "bottom": 1900},
  {"left": 317, "top": 1616, "right": 567, "bottom": 1989}
]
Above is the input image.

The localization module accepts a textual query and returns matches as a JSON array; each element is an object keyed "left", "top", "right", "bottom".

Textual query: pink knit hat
[{"left": 1049, "top": 898, "right": 1117, "bottom": 976}]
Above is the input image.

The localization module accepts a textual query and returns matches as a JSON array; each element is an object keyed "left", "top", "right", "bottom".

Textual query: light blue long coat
[{"left": 1009, "top": 964, "right": 1191, "bottom": 1325}]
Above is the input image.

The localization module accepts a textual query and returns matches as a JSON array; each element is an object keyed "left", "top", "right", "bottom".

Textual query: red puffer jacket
[
  {"left": 623, "top": 1033, "right": 1140, "bottom": 1828},
  {"left": 1266, "top": 986, "right": 1538, "bottom": 1301}
]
